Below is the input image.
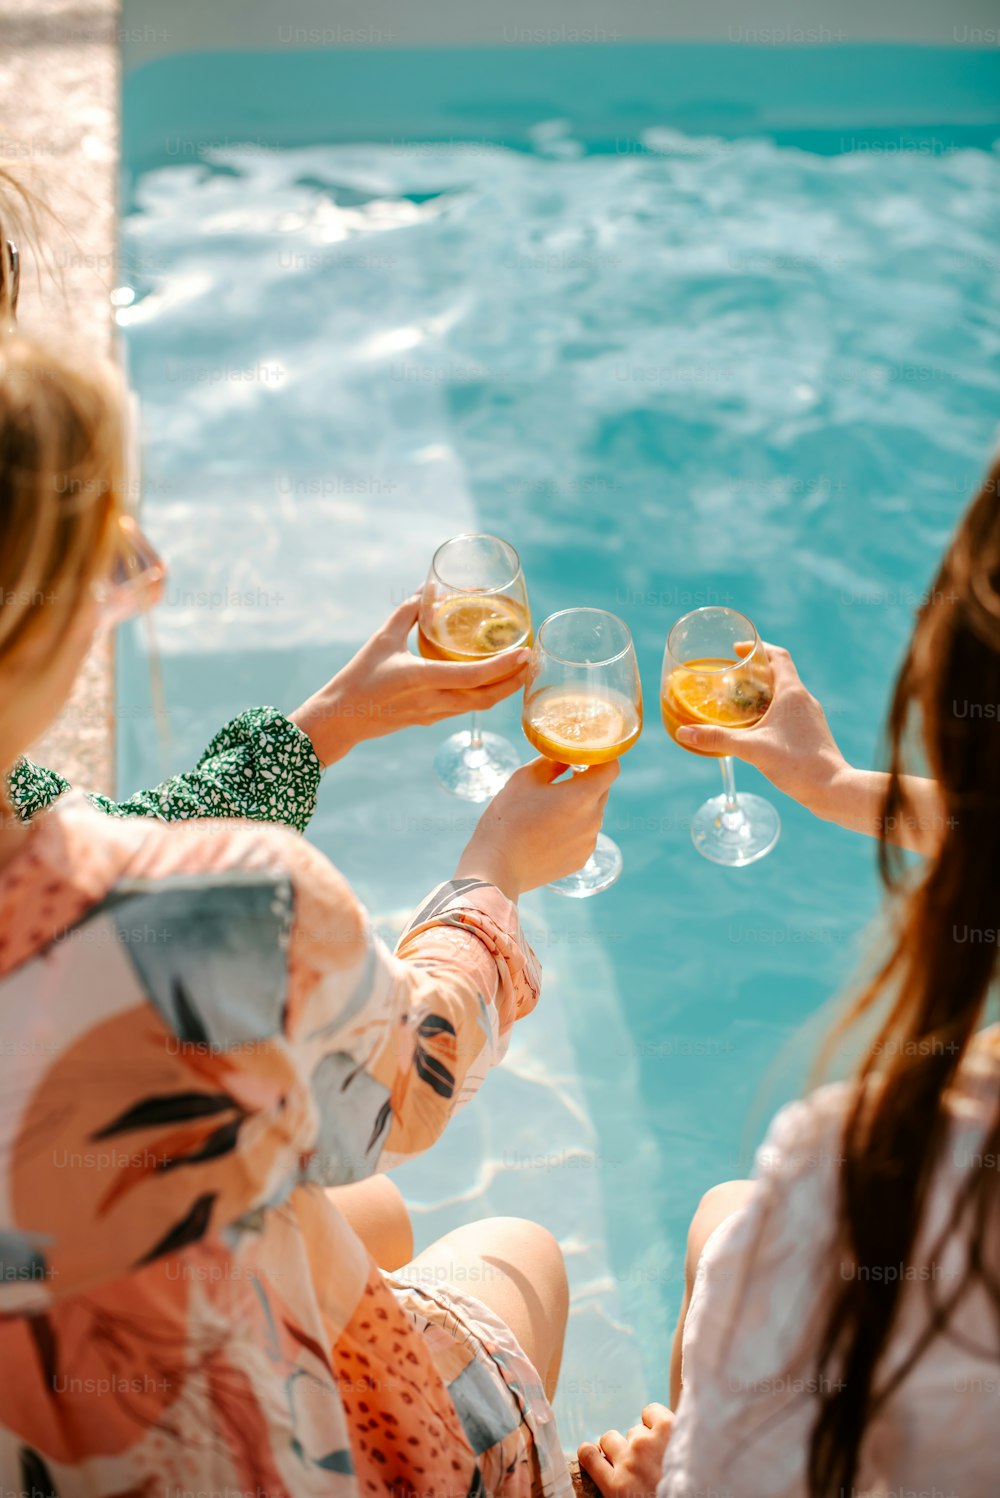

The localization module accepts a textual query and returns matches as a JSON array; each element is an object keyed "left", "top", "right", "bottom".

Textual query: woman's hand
[
  {"left": 675, "top": 642, "right": 944, "bottom": 850},
  {"left": 675, "top": 642, "right": 848, "bottom": 818},
  {"left": 577, "top": 1405, "right": 675, "bottom": 1498},
  {"left": 290, "top": 595, "right": 531, "bottom": 768},
  {"left": 455, "top": 757, "right": 620, "bottom": 899}
]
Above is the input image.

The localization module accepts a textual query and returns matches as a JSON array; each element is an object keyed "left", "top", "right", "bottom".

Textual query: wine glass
[
  {"left": 522, "top": 608, "right": 642, "bottom": 897},
  {"left": 419, "top": 533, "right": 532, "bottom": 802},
  {"left": 662, "top": 606, "right": 780, "bottom": 866}
]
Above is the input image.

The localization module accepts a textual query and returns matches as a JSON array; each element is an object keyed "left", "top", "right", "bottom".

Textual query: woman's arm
[
  {"left": 8, "top": 706, "right": 322, "bottom": 832},
  {"left": 6, "top": 596, "right": 531, "bottom": 831},
  {"left": 805, "top": 762, "right": 946, "bottom": 850},
  {"left": 6, "top": 756, "right": 72, "bottom": 821},
  {"left": 287, "top": 757, "right": 618, "bottom": 1177},
  {"left": 674, "top": 643, "right": 943, "bottom": 855},
  {"left": 288, "top": 594, "right": 531, "bottom": 767},
  {"left": 19, "top": 757, "right": 618, "bottom": 1304}
]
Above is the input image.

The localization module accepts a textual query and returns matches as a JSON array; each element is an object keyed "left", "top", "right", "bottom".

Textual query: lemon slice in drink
[
  {"left": 530, "top": 691, "right": 629, "bottom": 752},
  {"left": 669, "top": 665, "right": 770, "bottom": 727},
  {"left": 434, "top": 598, "right": 525, "bottom": 657},
  {"left": 435, "top": 601, "right": 489, "bottom": 652}
]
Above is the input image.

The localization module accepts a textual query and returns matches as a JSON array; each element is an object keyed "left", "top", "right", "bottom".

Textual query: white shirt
[{"left": 659, "top": 1027, "right": 1000, "bottom": 1498}]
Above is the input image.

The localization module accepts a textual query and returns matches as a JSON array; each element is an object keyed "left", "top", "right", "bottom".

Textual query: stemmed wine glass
[
  {"left": 419, "top": 533, "right": 531, "bottom": 802},
  {"left": 522, "top": 608, "right": 642, "bottom": 897},
  {"left": 662, "top": 606, "right": 780, "bottom": 865}
]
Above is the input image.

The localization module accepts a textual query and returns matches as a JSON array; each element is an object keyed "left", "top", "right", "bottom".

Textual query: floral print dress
[
  {"left": 0, "top": 718, "right": 571, "bottom": 1497},
  {"left": 7, "top": 707, "right": 322, "bottom": 832}
]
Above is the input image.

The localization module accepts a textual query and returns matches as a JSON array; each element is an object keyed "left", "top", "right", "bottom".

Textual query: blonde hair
[
  {"left": 1, "top": 164, "right": 125, "bottom": 678},
  {"left": 0, "top": 332, "right": 124, "bottom": 674}
]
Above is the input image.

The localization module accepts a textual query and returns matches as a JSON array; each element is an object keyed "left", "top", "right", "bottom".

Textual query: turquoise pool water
[{"left": 118, "top": 44, "right": 1000, "bottom": 1440}]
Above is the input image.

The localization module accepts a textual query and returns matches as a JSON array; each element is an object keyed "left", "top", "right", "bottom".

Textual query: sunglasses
[{"left": 93, "top": 513, "right": 167, "bottom": 629}]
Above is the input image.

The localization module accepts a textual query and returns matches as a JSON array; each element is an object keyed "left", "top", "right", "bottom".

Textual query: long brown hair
[{"left": 808, "top": 456, "right": 1000, "bottom": 1493}]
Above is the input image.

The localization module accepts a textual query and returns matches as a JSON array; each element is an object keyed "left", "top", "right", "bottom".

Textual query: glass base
[
  {"left": 548, "top": 832, "right": 623, "bottom": 898},
  {"left": 433, "top": 729, "right": 521, "bottom": 803},
  {"left": 691, "top": 792, "right": 781, "bottom": 867}
]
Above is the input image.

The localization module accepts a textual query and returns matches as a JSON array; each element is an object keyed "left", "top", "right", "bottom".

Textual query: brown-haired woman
[
  {"left": 579, "top": 458, "right": 1000, "bottom": 1496},
  {"left": 0, "top": 329, "right": 622, "bottom": 1493}
]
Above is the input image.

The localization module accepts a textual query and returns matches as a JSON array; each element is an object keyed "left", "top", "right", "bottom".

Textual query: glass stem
[
  {"left": 468, "top": 711, "right": 483, "bottom": 751},
  {"left": 719, "top": 756, "right": 744, "bottom": 825},
  {"left": 574, "top": 764, "right": 600, "bottom": 870}
]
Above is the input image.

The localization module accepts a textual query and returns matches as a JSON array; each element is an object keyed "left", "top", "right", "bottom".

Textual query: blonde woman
[
  {"left": 0, "top": 331, "right": 619, "bottom": 1494},
  {"left": 0, "top": 211, "right": 534, "bottom": 834},
  {"left": 2, "top": 209, "right": 572, "bottom": 1391}
]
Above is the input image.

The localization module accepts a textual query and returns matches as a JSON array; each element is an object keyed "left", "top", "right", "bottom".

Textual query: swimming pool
[{"left": 117, "top": 35, "right": 1000, "bottom": 1441}]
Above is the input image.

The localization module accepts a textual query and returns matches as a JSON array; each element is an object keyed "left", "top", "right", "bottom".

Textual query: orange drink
[
  {"left": 420, "top": 532, "right": 531, "bottom": 801},
  {"left": 523, "top": 686, "right": 642, "bottom": 766},
  {"left": 661, "top": 656, "right": 773, "bottom": 757},
  {"left": 521, "top": 607, "right": 641, "bottom": 894},
  {"left": 418, "top": 593, "right": 531, "bottom": 662},
  {"left": 662, "top": 606, "right": 780, "bottom": 864}
]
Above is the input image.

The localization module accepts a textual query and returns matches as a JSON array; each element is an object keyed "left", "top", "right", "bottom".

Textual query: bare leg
[
  {"left": 404, "top": 1216, "right": 569, "bottom": 1401},
  {"left": 326, "top": 1175, "right": 415, "bottom": 1272},
  {"left": 669, "top": 1180, "right": 756, "bottom": 1408}
]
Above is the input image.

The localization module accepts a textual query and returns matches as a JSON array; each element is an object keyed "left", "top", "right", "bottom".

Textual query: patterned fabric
[
  {"left": 0, "top": 791, "right": 570, "bottom": 1497},
  {"left": 659, "top": 1032, "right": 1000, "bottom": 1498},
  {"left": 388, "top": 1273, "right": 568, "bottom": 1495},
  {"left": 6, "top": 706, "right": 321, "bottom": 832}
]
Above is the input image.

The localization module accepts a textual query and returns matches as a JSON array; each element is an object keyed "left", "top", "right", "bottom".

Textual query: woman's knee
[
  {"left": 409, "top": 1215, "right": 568, "bottom": 1388},
  {"left": 434, "top": 1216, "right": 567, "bottom": 1313},
  {"left": 376, "top": 1175, "right": 415, "bottom": 1263},
  {"left": 327, "top": 1174, "right": 414, "bottom": 1270},
  {"left": 685, "top": 1180, "right": 755, "bottom": 1286},
  {"left": 481, "top": 1217, "right": 567, "bottom": 1320},
  {"left": 428, "top": 1213, "right": 562, "bottom": 1267},
  {"left": 474, "top": 1217, "right": 568, "bottom": 1392},
  {"left": 484, "top": 1216, "right": 567, "bottom": 1283}
]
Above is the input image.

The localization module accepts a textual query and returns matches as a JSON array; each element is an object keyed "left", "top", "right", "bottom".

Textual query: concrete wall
[
  {"left": 121, "top": 0, "right": 1000, "bottom": 70},
  {"left": 1, "top": 0, "right": 120, "bottom": 795}
]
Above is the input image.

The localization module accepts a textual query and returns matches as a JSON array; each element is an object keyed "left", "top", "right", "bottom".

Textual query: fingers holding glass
[
  {"left": 418, "top": 533, "right": 532, "bottom": 802},
  {"left": 662, "top": 606, "right": 780, "bottom": 866},
  {"left": 522, "top": 608, "right": 641, "bottom": 897}
]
